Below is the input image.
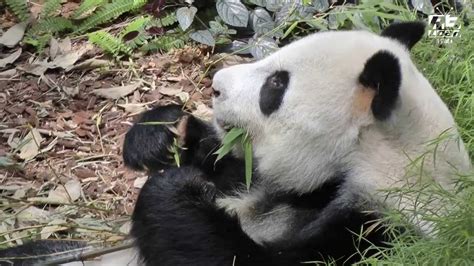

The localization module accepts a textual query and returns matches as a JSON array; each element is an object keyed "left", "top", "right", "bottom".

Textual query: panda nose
[{"left": 212, "top": 87, "right": 221, "bottom": 97}]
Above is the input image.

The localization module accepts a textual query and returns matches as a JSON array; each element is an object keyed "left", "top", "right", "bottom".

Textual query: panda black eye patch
[{"left": 259, "top": 70, "right": 290, "bottom": 116}]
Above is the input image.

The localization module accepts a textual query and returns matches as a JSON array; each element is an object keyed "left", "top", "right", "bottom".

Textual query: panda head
[{"left": 212, "top": 22, "right": 469, "bottom": 193}]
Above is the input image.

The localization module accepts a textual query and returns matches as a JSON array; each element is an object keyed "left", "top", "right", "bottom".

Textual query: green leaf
[
  {"left": 214, "top": 127, "right": 245, "bottom": 162},
  {"left": 221, "top": 128, "right": 245, "bottom": 145},
  {"left": 213, "top": 127, "right": 253, "bottom": 190},
  {"left": 251, "top": 8, "right": 275, "bottom": 35},
  {"left": 214, "top": 135, "right": 242, "bottom": 162},
  {"left": 73, "top": 0, "right": 107, "bottom": 19},
  {"left": 189, "top": 30, "right": 216, "bottom": 46},
  {"left": 282, "top": 21, "right": 299, "bottom": 39},
  {"left": 176, "top": 6, "right": 198, "bottom": 31},
  {"left": 243, "top": 134, "right": 253, "bottom": 191},
  {"left": 88, "top": 30, "right": 132, "bottom": 56},
  {"left": 5, "top": 0, "right": 30, "bottom": 21},
  {"left": 41, "top": 0, "right": 62, "bottom": 18},
  {"left": 77, "top": 0, "right": 147, "bottom": 33},
  {"left": 142, "top": 34, "right": 187, "bottom": 53},
  {"left": 138, "top": 120, "right": 178, "bottom": 125},
  {"left": 216, "top": 0, "right": 249, "bottom": 27},
  {"left": 172, "top": 138, "right": 181, "bottom": 167},
  {"left": 312, "top": 0, "right": 329, "bottom": 12}
]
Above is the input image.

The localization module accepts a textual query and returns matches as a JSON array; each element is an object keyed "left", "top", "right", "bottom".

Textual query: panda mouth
[{"left": 216, "top": 119, "right": 234, "bottom": 132}]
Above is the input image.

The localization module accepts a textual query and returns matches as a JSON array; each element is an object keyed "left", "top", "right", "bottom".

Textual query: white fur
[
  {"left": 61, "top": 247, "right": 140, "bottom": 266},
  {"left": 212, "top": 29, "right": 472, "bottom": 235}
]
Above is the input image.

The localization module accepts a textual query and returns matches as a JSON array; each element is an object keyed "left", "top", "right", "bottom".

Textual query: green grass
[{"left": 356, "top": 22, "right": 474, "bottom": 266}]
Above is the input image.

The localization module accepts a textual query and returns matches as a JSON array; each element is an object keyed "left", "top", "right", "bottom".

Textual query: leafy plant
[
  {"left": 88, "top": 30, "right": 133, "bottom": 56},
  {"left": 5, "top": 0, "right": 29, "bottom": 21},
  {"left": 4, "top": 0, "right": 153, "bottom": 55},
  {"left": 40, "top": 0, "right": 62, "bottom": 18},
  {"left": 141, "top": 34, "right": 187, "bottom": 53},
  {"left": 172, "top": 0, "right": 428, "bottom": 59},
  {"left": 72, "top": 0, "right": 107, "bottom": 19},
  {"left": 24, "top": 17, "right": 75, "bottom": 51},
  {"left": 214, "top": 128, "right": 253, "bottom": 190},
  {"left": 358, "top": 21, "right": 474, "bottom": 266},
  {"left": 76, "top": 0, "right": 147, "bottom": 33}
]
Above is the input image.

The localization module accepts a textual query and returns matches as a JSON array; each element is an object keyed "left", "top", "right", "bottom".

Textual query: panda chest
[
  {"left": 241, "top": 203, "right": 298, "bottom": 244},
  {"left": 217, "top": 192, "right": 307, "bottom": 244}
]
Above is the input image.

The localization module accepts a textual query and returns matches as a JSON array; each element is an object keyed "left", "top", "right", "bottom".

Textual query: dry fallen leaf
[
  {"left": 0, "top": 48, "right": 22, "bottom": 68},
  {"left": 41, "top": 219, "right": 68, "bottom": 239},
  {"left": 16, "top": 206, "right": 50, "bottom": 224},
  {"left": 119, "top": 221, "right": 132, "bottom": 235},
  {"left": 49, "top": 38, "right": 60, "bottom": 60},
  {"left": 47, "top": 179, "right": 82, "bottom": 203},
  {"left": 133, "top": 176, "right": 148, "bottom": 188},
  {"left": 0, "top": 22, "right": 27, "bottom": 48},
  {"left": 20, "top": 45, "right": 90, "bottom": 75},
  {"left": 192, "top": 102, "right": 213, "bottom": 121},
  {"left": 19, "top": 58, "right": 52, "bottom": 76},
  {"left": 18, "top": 128, "right": 44, "bottom": 161},
  {"left": 66, "top": 58, "right": 111, "bottom": 71},
  {"left": 0, "top": 69, "right": 17, "bottom": 77},
  {"left": 118, "top": 103, "right": 151, "bottom": 115},
  {"left": 93, "top": 82, "right": 142, "bottom": 99},
  {"left": 58, "top": 37, "right": 72, "bottom": 54},
  {"left": 159, "top": 87, "right": 182, "bottom": 96},
  {"left": 50, "top": 48, "right": 88, "bottom": 69},
  {"left": 62, "top": 86, "right": 79, "bottom": 97}
]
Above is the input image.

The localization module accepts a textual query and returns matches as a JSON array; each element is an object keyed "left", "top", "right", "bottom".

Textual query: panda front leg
[
  {"left": 131, "top": 166, "right": 271, "bottom": 266},
  {"left": 123, "top": 105, "right": 246, "bottom": 190}
]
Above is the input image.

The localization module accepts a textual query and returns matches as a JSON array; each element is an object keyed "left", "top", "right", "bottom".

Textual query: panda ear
[
  {"left": 358, "top": 50, "right": 401, "bottom": 120},
  {"left": 381, "top": 21, "right": 425, "bottom": 50}
]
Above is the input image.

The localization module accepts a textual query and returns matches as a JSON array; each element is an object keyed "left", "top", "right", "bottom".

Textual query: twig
[
  {"left": 44, "top": 241, "right": 135, "bottom": 265},
  {"left": 3, "top": 196, "right": 113, "bottom": 213}
]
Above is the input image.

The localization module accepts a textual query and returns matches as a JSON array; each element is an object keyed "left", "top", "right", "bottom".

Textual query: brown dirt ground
[{"left": 0, "top": 44, "right": 217, "bottom": 247}]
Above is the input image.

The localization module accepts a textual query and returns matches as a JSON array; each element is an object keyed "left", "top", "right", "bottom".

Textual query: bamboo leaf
[
  {"left": 214, "top": 136, "right": 242, "bottom": 162},
  {"left": 221, "top": 128, "right": 245, "bottom": 145},
  {"left": 243, "top": 134, "right": 253, "bottom": 191}
]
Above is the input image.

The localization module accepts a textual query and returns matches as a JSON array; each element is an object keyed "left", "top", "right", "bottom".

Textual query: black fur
[
  {"left": 127, "top": 106, "right": 390, "bottom": 265},
  {"left": 131, "top": 167, "right": 388, "bottom": 265},
  {"left": 381, "top": 21, "right": 425, "bottom": 50},
  {"left": 259, "top": 71, "right": 290, "bottom": 116},
  {"left": 123, "top": 105, "right": 185, "bottom": 171},
  {"left": 0, "top": 240, "right": 87, "bottom": 266},
  {"left": 123, "top": 105, "right": 247, "bottom": 192},
  {"left": 131, "top": 167, "right": 270, "bottom": 266},
  {"left": 359, "top": 50, "right": 402, "bottom": 120}
]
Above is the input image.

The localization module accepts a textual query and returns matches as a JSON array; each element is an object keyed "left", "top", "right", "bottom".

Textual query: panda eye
[
  {"left": 267, "top": 71, "right": 290, "bottom": 90},
  {"left": 259, "top": 71, "right": 290, "bottom": 116}
]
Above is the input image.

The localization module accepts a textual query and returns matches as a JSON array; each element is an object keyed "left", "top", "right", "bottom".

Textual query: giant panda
[
  {"left": 0, "top": 21, "right": 471, "bottom": 266},
  {"left": 122, "top": 21, "right": 472, "bottom": 266}
]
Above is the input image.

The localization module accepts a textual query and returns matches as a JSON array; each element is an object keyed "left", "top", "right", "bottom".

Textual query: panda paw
[
  {"left": 183, "top": 178, "right": 217, "bottom": 206},
  {"left": 123, "top": 105, "right": 188, "bottom": 172}
]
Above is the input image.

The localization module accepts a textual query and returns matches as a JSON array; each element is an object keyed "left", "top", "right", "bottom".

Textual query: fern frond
[
  {"left": 24, "top": 34, "right": 52, "bottom": 51},
  {"left": 41, "top": 0, "right": 62, "bottom": 18},
  {"left": 148, "top": 13, "right": 178, "bottom": 28},
  {"left": 119, "top": 16, "right": 152, "bottom": 49},
  {"left": 141, "top": 33, "right": 187, "bottom": 53},
  {"left": 77, "top": 0, "right": 148, "bottom": 33},
  {"left": 5, "top": 0, "right": 30, "bottom": 21},
  {"left": 24, "top": 17, "right": 74, "bottom": 50},
  {"left": 72, "top": 0, "right": 107, "bottom": 19},
  {"left": 125, "top": 33, "right": 149, "bottom": 49},
  {"left": 29, "top": 17, "right": 75, "bottom": 35},
  {"left": 89, "top": 30, "right": 132, "bottom": 56},
  {"left": 119, "top": 16, "right": 152, "bottom": 38}
]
